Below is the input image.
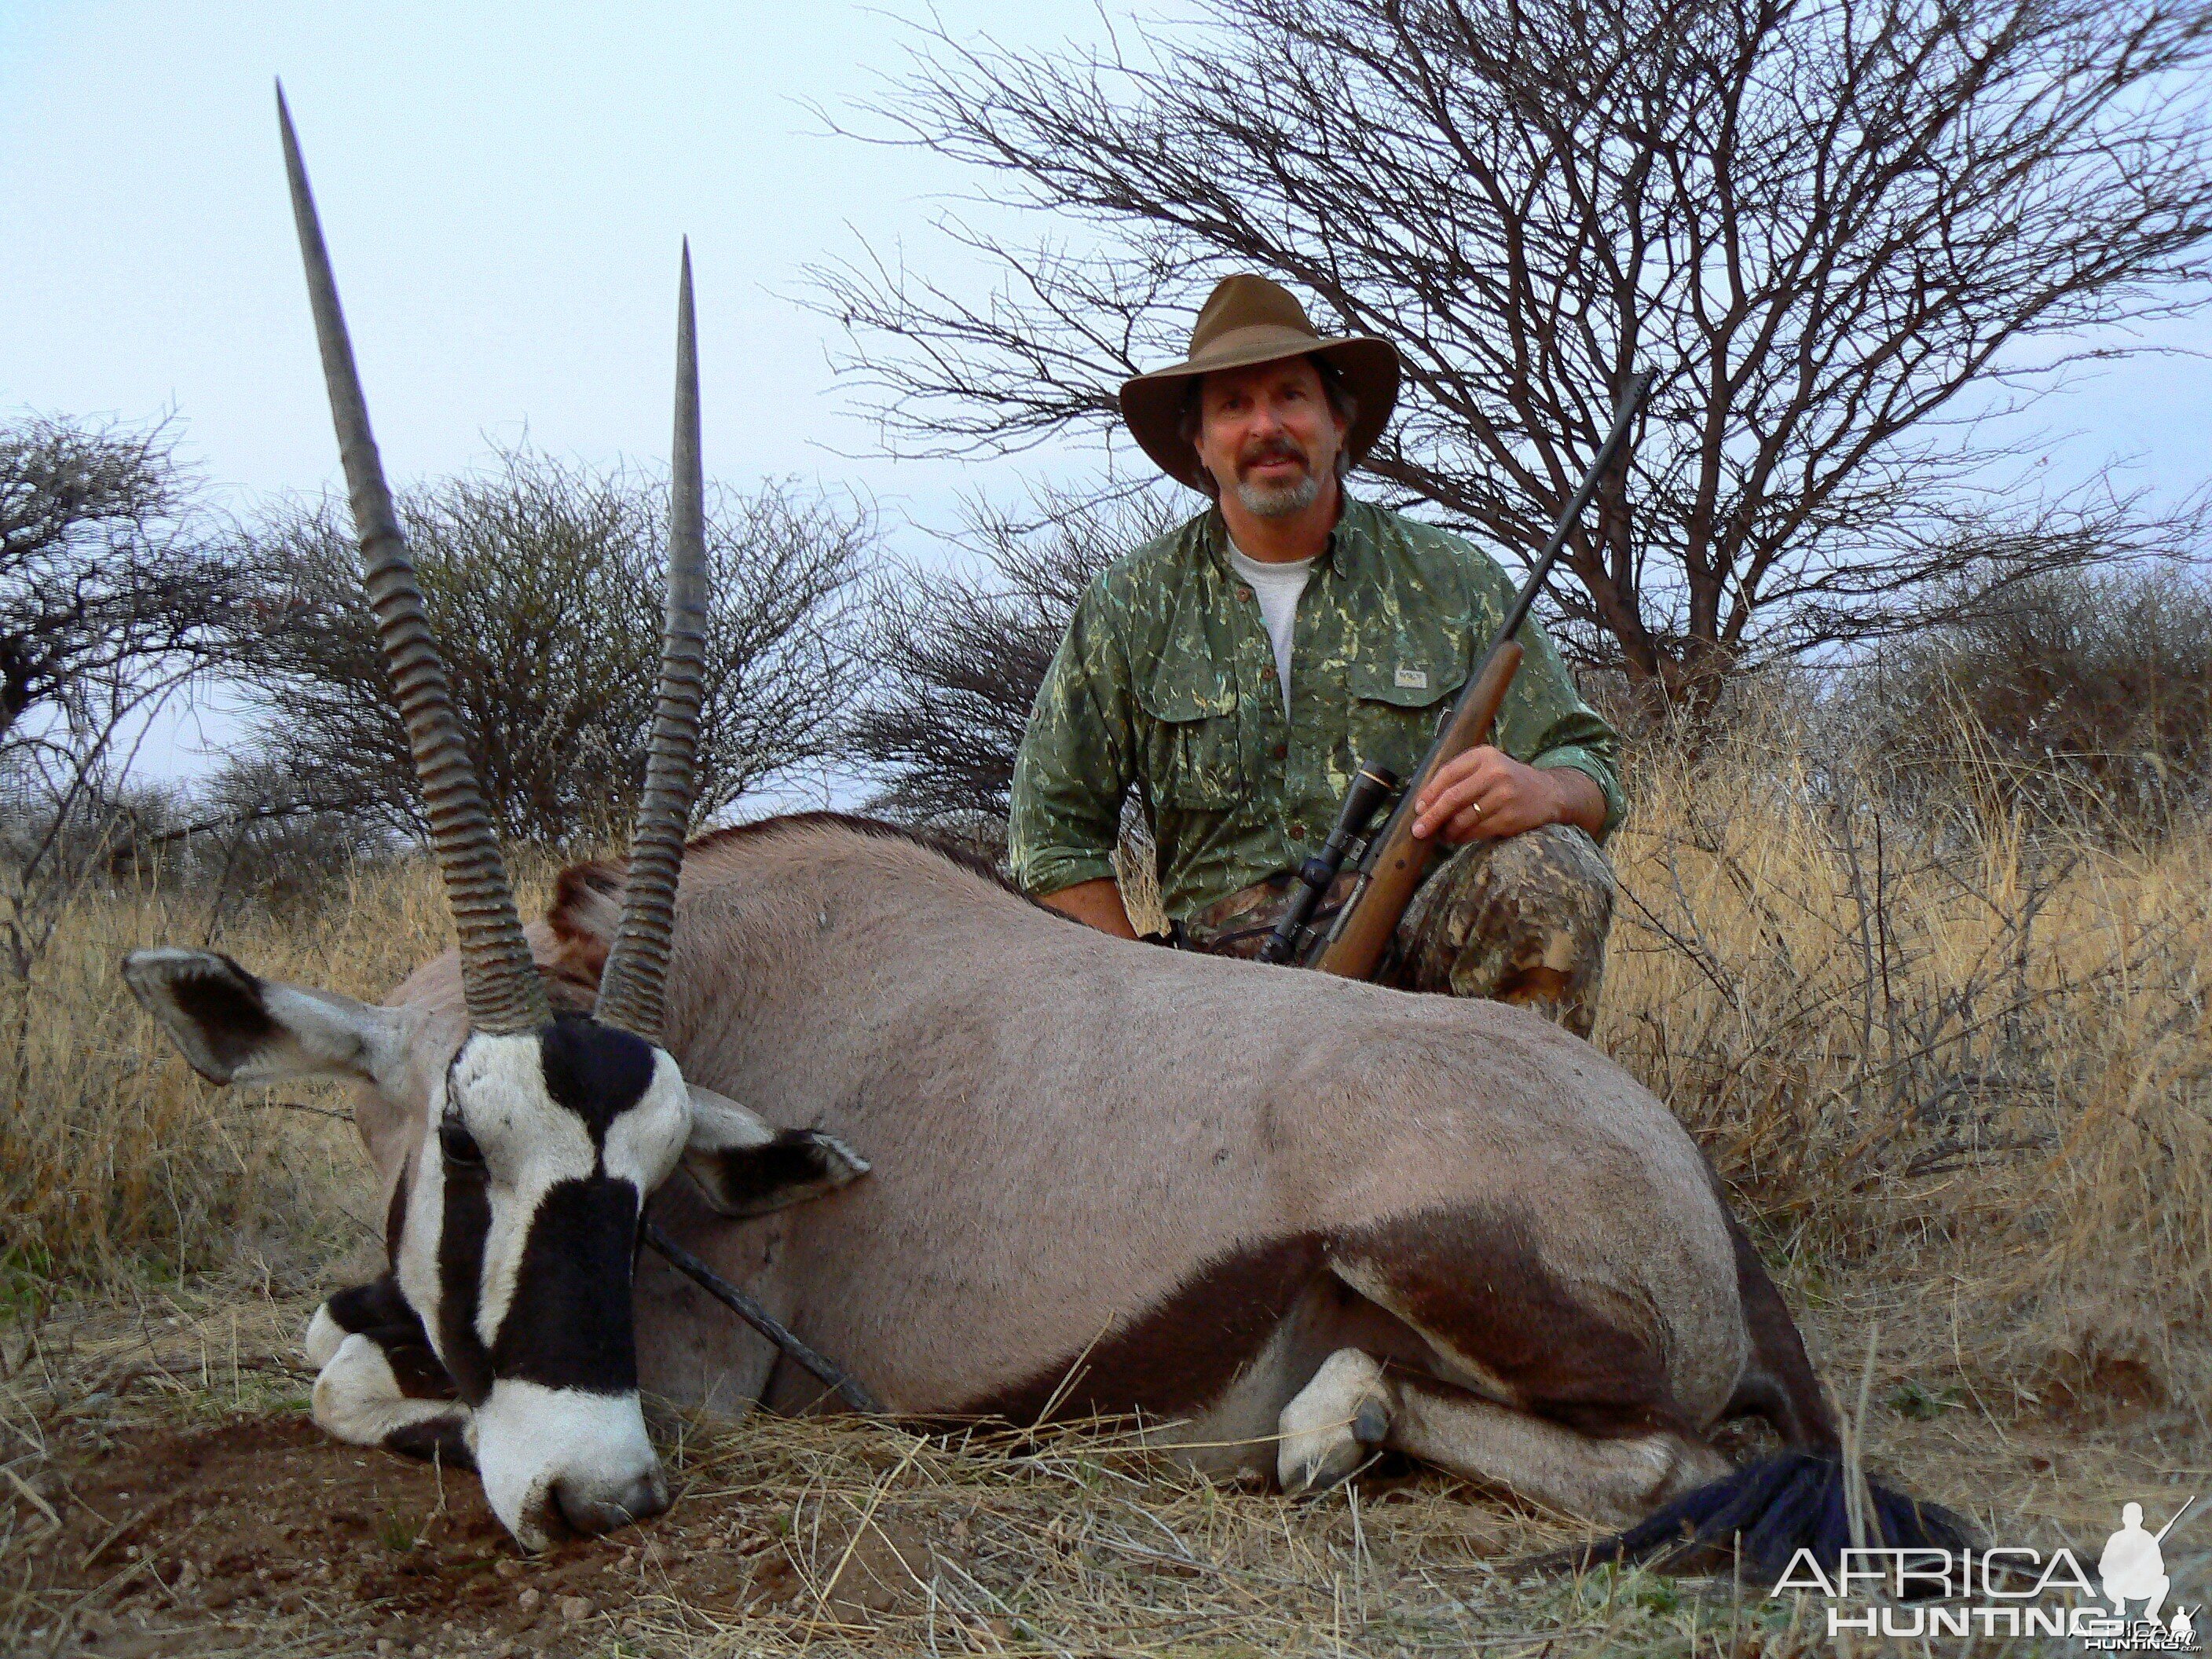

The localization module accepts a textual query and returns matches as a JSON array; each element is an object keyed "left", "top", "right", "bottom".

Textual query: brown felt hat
[{"left": 1119, "top": 274, "right": 1400, "bottom": 492}]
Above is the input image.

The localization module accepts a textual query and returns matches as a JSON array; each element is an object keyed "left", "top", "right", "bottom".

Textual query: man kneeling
[{"left": 1009, "top": 274, "right": 1622, "bottom": 1034}]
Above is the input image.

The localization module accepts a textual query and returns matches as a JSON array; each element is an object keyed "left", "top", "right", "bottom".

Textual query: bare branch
[
  {"left": 811, "top": 0, "right": 2212, "bottom": 698},
  {"left": 850, "top": 482, "right": 1184, "bottom": 836},
  {"left": 236, "top": 449, "right": 873, "bottom": 849}
]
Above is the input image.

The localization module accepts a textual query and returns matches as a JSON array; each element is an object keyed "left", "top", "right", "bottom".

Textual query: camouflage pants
[{"left": 1182, "top": 824, "right": 1614, "bottom": 1038}]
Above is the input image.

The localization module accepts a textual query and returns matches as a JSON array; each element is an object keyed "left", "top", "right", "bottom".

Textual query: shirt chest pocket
[
  {"left": 1346, "top": 643, "right": 1468, "bottom": 781},
  {"left": 1136, "top": 671, "right": 1243, "bottom": 808}
]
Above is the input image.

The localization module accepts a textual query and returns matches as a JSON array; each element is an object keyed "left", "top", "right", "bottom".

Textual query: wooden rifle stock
[
  {"left": 1312, "top": 639, "right": 1521, "bottom": 978},
  {"left": 1309, "top": 369, "right": 1653, "bottom": 981}
]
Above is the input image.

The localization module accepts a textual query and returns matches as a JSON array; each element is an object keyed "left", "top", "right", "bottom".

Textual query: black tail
[{"left": 1544, "top": 1450, "right": 1976, "bottom": 1586}]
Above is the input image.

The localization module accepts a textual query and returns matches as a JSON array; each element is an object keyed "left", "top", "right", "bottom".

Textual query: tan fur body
[{"left": 366, "top": 819, "right": 1756, "bottom": 1467}]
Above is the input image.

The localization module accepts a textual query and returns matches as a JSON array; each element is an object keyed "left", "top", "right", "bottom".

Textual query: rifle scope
[{"left": 1258, "top": 762, "right": 1399, "bottom": 965}]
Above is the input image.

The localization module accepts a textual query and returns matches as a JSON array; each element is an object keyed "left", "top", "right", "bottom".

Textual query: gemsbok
[
  {"left": 125, "top": 93, "right": 866, "bottom": 1549},
  {"left": 126, "top": 91, "right": 1966, "bottom": 1574}
]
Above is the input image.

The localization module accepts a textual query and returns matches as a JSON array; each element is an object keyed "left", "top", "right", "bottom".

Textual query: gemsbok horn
[
  {"left": 119, "top": 89, "right": 870, "bottom": 1551},
  {"left": 279, "top": 86, "right": 551, "bottom": 1036},
  {"left": 592, "top": 245, "right": 708, "bottom": 1043}
]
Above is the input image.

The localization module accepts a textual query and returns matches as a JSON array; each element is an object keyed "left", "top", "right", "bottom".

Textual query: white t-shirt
[{"left": 1226, "top": 542, "right": 1315, "bottom": 713}]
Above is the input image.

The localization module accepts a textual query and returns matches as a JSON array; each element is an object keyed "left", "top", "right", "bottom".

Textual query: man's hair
[{"left": 1177, "top": 355, "right": 1360, "bottom": 498}]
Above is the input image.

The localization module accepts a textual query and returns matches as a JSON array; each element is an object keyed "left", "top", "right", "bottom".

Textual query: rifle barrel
[
  {"left": 2153, "top": 1496, "right": 2196, "bottom": 1544},
  {"left": 1496, "top": 369, "right": 1656, "bottom": 653}
]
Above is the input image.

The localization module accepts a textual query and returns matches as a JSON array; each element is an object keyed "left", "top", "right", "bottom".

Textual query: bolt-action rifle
[{"left": 1260, "top": 372, "right": 1654, "bottom": 976}]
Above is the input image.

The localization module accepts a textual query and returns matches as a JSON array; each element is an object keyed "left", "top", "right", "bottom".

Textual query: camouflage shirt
[{"left": 1008, "top": 497, "right": 1624, "bottom": 922}]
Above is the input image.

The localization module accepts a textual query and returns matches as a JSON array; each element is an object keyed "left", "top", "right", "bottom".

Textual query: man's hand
[{"left": 1410, "top": 748, "right": 1606, "bottom": 844}]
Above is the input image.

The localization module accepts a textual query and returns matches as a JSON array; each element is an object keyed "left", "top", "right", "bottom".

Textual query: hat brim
[{"left": 1119, "top": 328, "right": 1401, "bottom": 492}]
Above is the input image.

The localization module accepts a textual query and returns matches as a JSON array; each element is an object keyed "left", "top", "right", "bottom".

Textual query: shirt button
[
  {"left": 1236, "top": 585, "right": 1254, "bottom": 602},
  {"left": 1262, "top": 662, "right": 1277, "bottom": 680},
  {"left": 1271, "top": 742, "right": 1287, "bottom": 760},
  {"left": 1288, "top": 823, "right": 1306, "bottom": 841}
]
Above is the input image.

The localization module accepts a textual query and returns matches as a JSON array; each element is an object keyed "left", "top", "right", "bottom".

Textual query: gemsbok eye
[{"left": 440, "top": 1118, "right": 485, "bottom": 1170}]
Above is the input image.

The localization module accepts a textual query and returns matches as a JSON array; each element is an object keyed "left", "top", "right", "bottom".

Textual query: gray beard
[{"left": 1234, "top": 470, "right": 1320, "bottom": 518}]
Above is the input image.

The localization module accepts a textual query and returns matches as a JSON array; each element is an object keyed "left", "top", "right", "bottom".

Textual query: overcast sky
[
  {"left": 2, "top": 0, "right": 1117, "bottom": 782},
  {"left": 1, "top": 2, "right": 1104, "bottom": 502},
  {"left": 5, "top": 1, "right": 2210, "bottom": 784}
]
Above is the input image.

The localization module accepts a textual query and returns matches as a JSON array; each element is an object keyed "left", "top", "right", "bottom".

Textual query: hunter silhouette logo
[
  {"left": 2100, "top": 1499, "right": 2192, "bottom": 1629},
  {"left": 1772, "top": 1494, "right": 2201, "bottom": 1649}
]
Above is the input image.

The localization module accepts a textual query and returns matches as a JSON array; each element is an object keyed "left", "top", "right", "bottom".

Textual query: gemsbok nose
[{"left": 553, "top": 1467, "right": 672, "bottom": 1538}]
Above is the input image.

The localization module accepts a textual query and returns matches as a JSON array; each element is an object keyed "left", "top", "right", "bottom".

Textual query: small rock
[
  {"left": 558, "top": 1595, "right": 593, "bottom": 1622},
  {"left": 516, "top": 1587, "right": 541, "bottom": 1613},
  {"left": 493, "top": 1558, "right": 523, "bottom": 1580}
]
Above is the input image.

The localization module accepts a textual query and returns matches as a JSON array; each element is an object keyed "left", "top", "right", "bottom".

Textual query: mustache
[{"left": 1238, "top": 438, "right": 1310, "bottom": 471}]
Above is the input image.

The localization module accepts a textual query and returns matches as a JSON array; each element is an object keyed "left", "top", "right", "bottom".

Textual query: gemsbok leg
[
  {"left": 303, "top": 1275, "right": 472, "bottom": 1467},
  {"left": 1276, "top": 1347, "right": 1393, "bottom": 1493},
  {"left": 1277, "top": 1348, "right": 1727, "bottom": 1525},
  {"left": 1264, "top": 1206, "right": 1752, "bottom": 1523}
]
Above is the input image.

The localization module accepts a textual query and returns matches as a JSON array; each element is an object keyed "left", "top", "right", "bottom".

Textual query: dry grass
[
  {"left": 1, "top": 712, "right": 2207, "bottom": 1653},
  {"left": 1602, "top": 714, "right": 2212, "bottom": 1426},
  {"left": 0, "top": 851, "right": 570, "bottom": 1301}
]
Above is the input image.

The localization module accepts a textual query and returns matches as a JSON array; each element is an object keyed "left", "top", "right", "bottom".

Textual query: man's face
[{"left": 1194, "top": 357, "right": 1348, "bottom": 520}]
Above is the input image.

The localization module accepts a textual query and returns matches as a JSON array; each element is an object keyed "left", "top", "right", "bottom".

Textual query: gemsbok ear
[
  {"left": 681, "top": 1083, "right": 871, "bottom": 1217},
  {"left": 122, "top": 947, "right": 417, "bottom": 1091}
]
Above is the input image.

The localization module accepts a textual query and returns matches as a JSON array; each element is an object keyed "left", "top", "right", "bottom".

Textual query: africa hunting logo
[{"left": 1769, "top": 1496, "right": 2199, "bottom": 1649}]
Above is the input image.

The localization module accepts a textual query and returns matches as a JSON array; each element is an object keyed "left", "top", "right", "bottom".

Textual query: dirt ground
[
  {"left": 1, "top": 1288, "right": 2207, "bottom": 1658},
  {"left": 3, "top": 1399, "right": 1545, "bottom": 1659},
  {"left": 8, "top": 1412, "right": 776, "bottom": 1657}
]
